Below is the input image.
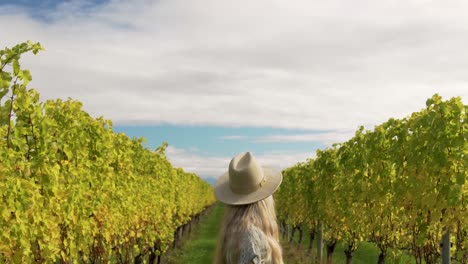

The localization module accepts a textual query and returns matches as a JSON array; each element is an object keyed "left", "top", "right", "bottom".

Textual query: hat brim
[{"left": 214, "top": 167, "right": 283, "bottom": 205}]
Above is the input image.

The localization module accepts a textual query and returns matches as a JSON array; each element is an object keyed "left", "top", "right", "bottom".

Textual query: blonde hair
[{"left": 214, "top": 195, "right": 283, "bottom": 264}]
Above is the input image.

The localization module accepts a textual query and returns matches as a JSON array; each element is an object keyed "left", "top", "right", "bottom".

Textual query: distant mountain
[{"left": 203, "top": 177, "right": 217, "bottom": 186}]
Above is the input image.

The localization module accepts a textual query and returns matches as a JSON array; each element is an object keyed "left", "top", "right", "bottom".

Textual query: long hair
[{"left": 214, "top": 195, "right": 283, "bottom": 264}]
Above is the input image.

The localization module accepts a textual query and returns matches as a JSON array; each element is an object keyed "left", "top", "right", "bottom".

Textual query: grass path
[{"left": 167, "top": 202, "right": 224, "bottom": 264}]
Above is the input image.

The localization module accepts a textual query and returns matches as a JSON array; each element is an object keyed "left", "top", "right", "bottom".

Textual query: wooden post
[
  {"left": 442, "top": 227, "right": 450, "bottom": 264},
  {"left": 317, "top": 222, "right": 324, "bottom": 264}
]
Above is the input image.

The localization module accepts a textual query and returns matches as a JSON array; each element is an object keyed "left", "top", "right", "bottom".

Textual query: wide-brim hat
[{"left": 214, "top": 152, "right": 283, "bottom": 205}]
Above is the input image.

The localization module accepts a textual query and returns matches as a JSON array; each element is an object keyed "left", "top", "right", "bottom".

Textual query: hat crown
[{"left": 228, "top": 152, "right": 264, "bottom": 194}]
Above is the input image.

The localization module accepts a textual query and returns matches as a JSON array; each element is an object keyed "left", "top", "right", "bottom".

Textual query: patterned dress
[{"left": 226, "top": 226, "right": 271, "bottom": 264}]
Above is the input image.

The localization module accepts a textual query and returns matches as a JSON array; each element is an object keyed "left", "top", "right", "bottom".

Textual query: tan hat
[{"left": 214, "top": 152, "right": 283, "bottom": 205}]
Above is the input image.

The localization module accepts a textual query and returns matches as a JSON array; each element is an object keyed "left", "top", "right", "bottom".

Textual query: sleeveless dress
[{"left": 227, "top": 226, "right": 271, "bottom": 264}]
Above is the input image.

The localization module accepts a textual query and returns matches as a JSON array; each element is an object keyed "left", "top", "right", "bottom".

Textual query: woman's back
[{"left": 226, "top": 225, "right": 270, "bottom": 264}]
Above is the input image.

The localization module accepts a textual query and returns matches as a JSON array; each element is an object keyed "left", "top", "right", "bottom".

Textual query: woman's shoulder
[{"left": 238, "top": 226, "right": 270, "bottom": 264}]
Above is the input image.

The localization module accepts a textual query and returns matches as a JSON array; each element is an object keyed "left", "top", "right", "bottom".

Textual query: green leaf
[
  {"left": 12, "top": 60, "right": 20, "bottom": 76},
  {"left": 1, "top": 70, "right": 12, "bottom": 82},
  {"left": 456, "top": 172, "right": 465, "bottom": 185},
  {"left": 21, "top": 70, "right": 32, "bottom": 86},
  {"left": 1, "top": 208, "right": 10, "bottom": 221},
  {"left": 0, "top": 87, "right": 8, "bottom": 99},
  {"left": 0, "top": 79, "right": 9, "bottom": 89}
]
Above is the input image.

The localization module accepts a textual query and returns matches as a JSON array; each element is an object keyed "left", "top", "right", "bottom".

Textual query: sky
[{"left": 1, "top": 0, "right": 467, "bottom": 183}]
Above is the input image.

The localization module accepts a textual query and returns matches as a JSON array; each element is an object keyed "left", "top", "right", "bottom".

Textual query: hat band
[{"left": 230, "top": 177, "right": 267, "bottom": 195}]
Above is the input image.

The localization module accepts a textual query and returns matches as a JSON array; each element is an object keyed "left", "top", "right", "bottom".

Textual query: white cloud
[
  {"left": 254, "top": 151, "right": 315, "bottom": 170},
  {"left": 220, "top": 131, "right": 354, "bottom": 145},
  {"left": 166, "top": 146, "right": 230, "bottom": 179},
  {"left": 254, "top": 131, "right": 355, "bottom": 145},
  {"left": 221, "top": 135, "right": 247, "bottom": 140},
  {"left": 1, "top": 0, "right": 467, "bottom": 131},
  {"left": 166, "top": 146, "right": 312, "bottom": 179}
]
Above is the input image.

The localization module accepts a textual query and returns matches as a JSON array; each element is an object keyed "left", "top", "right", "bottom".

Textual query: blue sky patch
[
  {"left": 0, "top": 0, "right": 109, "bottom": 21},
  {"left": 113, "top": 124, "right": 326, "bottom": 158}
]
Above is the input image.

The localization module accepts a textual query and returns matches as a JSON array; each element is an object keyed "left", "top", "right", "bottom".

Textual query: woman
[{"left": 214, "top": 152, "right": 284, "bottom": 264}]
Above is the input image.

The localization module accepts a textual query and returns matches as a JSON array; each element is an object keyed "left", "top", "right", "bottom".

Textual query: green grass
[
  {"left": 283, "top": 239, "right": 417, "bottom": 264},
  {"left": 283, "top": 227, "right": 417, "bottom": 264},
  {"left": 167, "top": 203, "right": 224, "bottom": 264}
]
